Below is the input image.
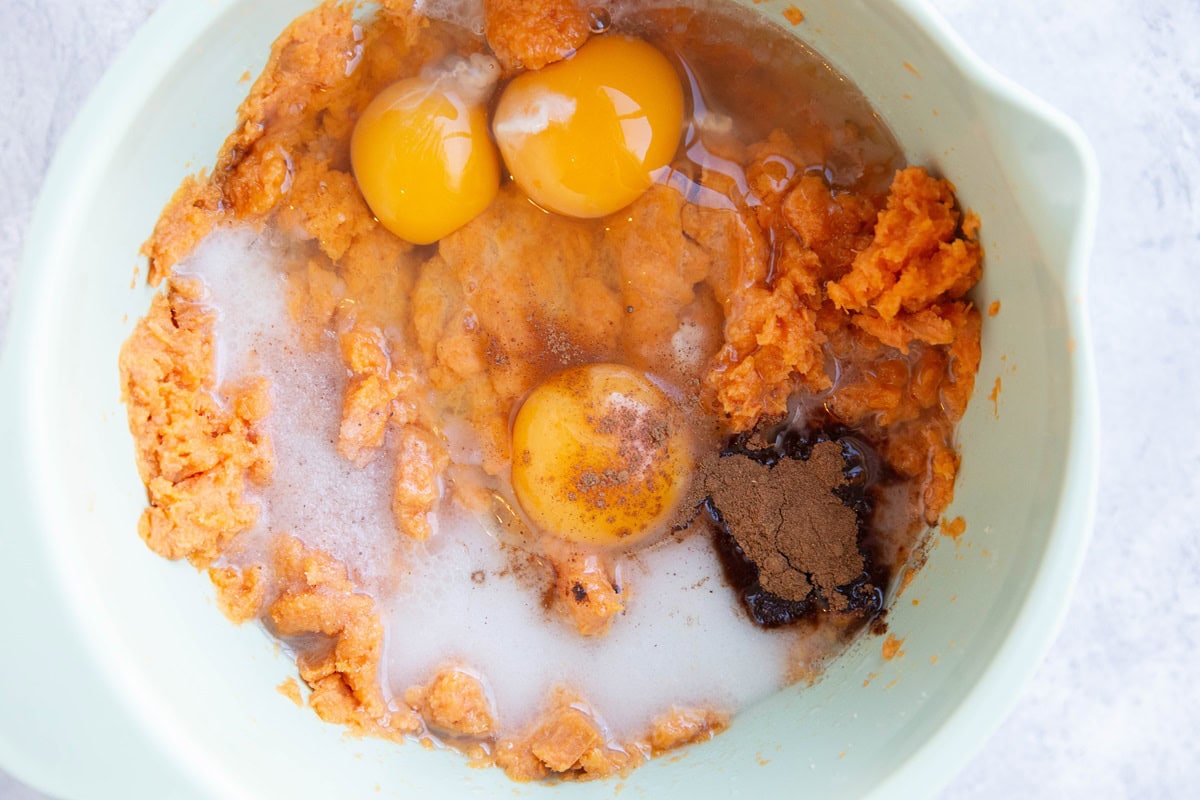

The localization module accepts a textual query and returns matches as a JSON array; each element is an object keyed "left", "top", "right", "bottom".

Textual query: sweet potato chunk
[
  {"left": 554, "top": 554, "right": 625, "bottom": 637},
  {"left": 406, "top": 668, "right": 497, "bottom": 737},
  {"left": 485, "top": 0, "right": 590, "bottom": 71}
]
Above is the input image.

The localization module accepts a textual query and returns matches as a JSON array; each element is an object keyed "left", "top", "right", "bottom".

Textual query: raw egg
[
  {"left": 510, "top": 364, "right": 691, "bottom": 546},
  {"left": 351, "top": 54, "right": 501, "bottom": 244},
  {"left": 492, "top": 35, "right": 685, "bottom": 218}
]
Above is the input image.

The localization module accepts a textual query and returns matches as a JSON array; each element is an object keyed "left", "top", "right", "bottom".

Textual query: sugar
[
  {"left": 493, "top": 93, "right": 579, "bottom": 138},
  {"left": 670, "top": 318, "right": 706, "bottom": 370},
  {"left": 412, "top": 0, "right": 486, "bottom": 36}
]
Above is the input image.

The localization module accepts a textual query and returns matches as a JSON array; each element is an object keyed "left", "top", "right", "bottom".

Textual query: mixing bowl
[{"left": 0, "top": 0, "right": 1098, "bottom": 797}]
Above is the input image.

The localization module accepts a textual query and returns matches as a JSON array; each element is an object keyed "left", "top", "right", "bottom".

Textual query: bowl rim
[
  {"left": 0, "top": 0, "right": 1100, "bottom": 797},
  {"left": 863, "top": 3, "right": 1100, "bottom": 795}
]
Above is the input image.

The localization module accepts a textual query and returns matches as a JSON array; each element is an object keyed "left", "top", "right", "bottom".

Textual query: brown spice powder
[{"left": 678, "top": 440, "right": 865, "bottom": 612}]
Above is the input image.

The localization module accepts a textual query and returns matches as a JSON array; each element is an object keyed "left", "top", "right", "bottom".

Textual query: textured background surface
[{"left": 1, "top": 0, "right": 1198, "bottom": 797}]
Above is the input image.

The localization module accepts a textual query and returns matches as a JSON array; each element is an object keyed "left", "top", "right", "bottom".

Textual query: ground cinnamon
[{"left": 675, "top": 434, "right": 872, "bottom": 622}]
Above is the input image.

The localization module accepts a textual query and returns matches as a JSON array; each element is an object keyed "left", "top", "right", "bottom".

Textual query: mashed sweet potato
[
  {"left": 119, "top": 279, "right": 273, "bottom": 566},
  {"left": 485, "top": 0, "right": 591, "bottom": 71}
]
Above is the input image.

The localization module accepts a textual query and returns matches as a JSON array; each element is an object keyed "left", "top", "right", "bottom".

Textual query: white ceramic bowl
[{"left": 0, "top": 0, "right": 1098, "bottom": 797}]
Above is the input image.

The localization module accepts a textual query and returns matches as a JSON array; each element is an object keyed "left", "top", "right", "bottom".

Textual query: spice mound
[{"left": 678, "top": 428, "right": 882, "bottom": 627}]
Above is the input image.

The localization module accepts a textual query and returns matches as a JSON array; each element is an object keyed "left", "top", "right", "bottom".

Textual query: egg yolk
[
  {"left": 351, "top": 57, "right": 501, "bottom": 245},
  {"left": 492, "top": 35, "right": 685, "bottom": 219},
  {"left": 511, "top": 364, "right": 691, "bottom": 547}
]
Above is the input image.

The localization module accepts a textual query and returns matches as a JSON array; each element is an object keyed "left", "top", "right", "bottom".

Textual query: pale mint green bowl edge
[{"left": 0, "top": 0, "right": 1099, "bottom": 797}]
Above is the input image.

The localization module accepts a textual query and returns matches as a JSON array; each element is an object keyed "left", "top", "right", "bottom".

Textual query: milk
[{"left": 179, "top": 225, "right": 796, "bottom": 741}]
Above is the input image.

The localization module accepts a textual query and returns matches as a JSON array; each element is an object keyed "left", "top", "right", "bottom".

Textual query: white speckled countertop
[{"left": 1, "top": 0, "right": 1198, "bottom": 797}]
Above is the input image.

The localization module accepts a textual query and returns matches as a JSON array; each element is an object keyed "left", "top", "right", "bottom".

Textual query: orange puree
[
  {"left": 267, "top": 535, "right": 418, "bottom": 740},
  {"left": 120, "top": 0, "right": 985, "bottom": 784},
  {"left": 119, "top": 280, "right": 273, "bottom": 566},
  {"left": 484, "top": 0, "right": 591, "bottom": 71},
  {"left": 405, "top": 667, "right": 497, "bottom": 737}
]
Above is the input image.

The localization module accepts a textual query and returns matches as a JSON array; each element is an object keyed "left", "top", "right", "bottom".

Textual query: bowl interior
[{"left": 3, "top": 0, "right": 1095, "bottom": 797}]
